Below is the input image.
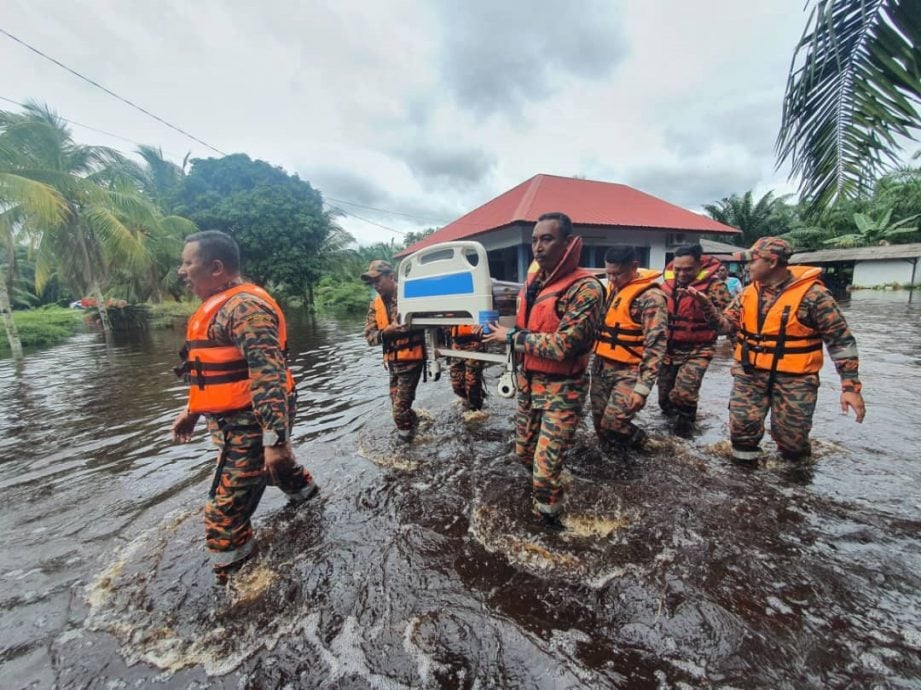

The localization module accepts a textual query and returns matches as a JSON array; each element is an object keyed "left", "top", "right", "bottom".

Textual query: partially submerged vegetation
[{"left": 0, "top": 306, "right": 83, "bottom": 355}]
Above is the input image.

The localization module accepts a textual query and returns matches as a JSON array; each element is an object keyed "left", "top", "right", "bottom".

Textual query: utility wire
[
  {"left": 0, "top": 27, "right": 227, "bottom": 155},
  {"left": 329, "top": 206, "right": 407, "bottom": 236},
  {"left": 0, "top": 94, "right": 147, "bottom": 148},
  {"left": 324, "top": 195, "right": 447, "bottom": 225}
]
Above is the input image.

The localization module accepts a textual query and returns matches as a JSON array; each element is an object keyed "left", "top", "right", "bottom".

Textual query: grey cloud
[
  {"left": 303, "top": 167, "right": 389, "bottom": 207},
  {"left": 399, "top": 144, "right": 496, "bottom": 189},
  {"left": 664, "top": 98, "right": 780, "bottom": 159},
  {"left": 626, "top": 162, "right": 763, "bottom": 209},
  {"left": 433, "top": 0, "right": 627, "bottom": 117}
]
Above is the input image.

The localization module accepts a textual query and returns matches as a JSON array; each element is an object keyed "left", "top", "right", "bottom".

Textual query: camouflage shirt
[
  {"left": 364, "top": 293, "right": 422, "bottom": 374},
  {"left": 704, "top": 277, "right": 861, "bottom": 386},
  {"left": 601, "top": 285, "right": 669, "bottom": 397},
  {"left": 517, "top": 276, "right": 605, "bottom": 409},
  {"left": 206, "top": 292, "right": 292, "bottom": 432}
]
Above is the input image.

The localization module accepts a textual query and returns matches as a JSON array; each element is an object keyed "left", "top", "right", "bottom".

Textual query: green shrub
[
  {"left": 0, "top": 306, "right": 84, "bottom": 354},
  {"left": 314, "top": 277, "right": 373, "bottom": 315},
  {"left": 146, "top": 301, "right": 197, "bottom": 329}
]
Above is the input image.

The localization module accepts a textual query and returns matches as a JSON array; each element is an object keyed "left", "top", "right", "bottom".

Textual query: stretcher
[{"left": 397, "top": 241, "right": 519, "bottom": 397}]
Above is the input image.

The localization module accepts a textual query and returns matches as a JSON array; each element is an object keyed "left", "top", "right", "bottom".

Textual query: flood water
[{"left": 1, "top": 297, "right": 919, "bottom": 688}]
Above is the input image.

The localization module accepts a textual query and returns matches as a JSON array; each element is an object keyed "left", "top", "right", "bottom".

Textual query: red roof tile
[{"left": 397, "top": 174, "right": 739, "bottom": 257}]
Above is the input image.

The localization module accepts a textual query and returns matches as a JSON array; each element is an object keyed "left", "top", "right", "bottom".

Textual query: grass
[
  {"left": 0, "top": 306, "right": 84, "bottom": 355},
  {"left": 147, "top": 300, "right": 197, "bottom": 328}
]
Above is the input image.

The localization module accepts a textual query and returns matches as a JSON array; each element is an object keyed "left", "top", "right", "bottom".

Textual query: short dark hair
[
  {"left": 674, "top": 243, "right": 702, "bottom": 261},
  {"left": 537, "top": 211, "right": 573, "bottom": 237},
  {"left": 185, "top": 230, "right": 240, "bottom": 274},
  {"left": 604, "top": 245, "right": 637, "bottom": 265}
]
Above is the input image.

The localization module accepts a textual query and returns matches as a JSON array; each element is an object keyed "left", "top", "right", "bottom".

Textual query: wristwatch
[{"left": 262, "top": 429, "right": 288, "bottom": 447}]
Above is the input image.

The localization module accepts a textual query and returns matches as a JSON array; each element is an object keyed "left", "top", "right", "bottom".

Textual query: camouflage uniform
[
  {"left": 449, "top": 328, "right": 485, "bottom": 411},
  {"left": 657, "top": 279, "right": 733, "bottom": 427},
  {"left": 703, "top": 251, "right": 861, "bottom": 461},
  {"left": 364, "top": 294, "right": 424, "bottom": 435},
  {"left": 515, "top": 278, "right": 604, "bottom": 516},
  {"left": 590, "top": 285, "right": 668, "bottom": 446},
  {"left": 200, "top": 292, "right": 315, "bottom": 572}
]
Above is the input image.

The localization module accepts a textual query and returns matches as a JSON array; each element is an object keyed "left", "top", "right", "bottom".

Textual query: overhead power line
[
  {"left": 324, "top": 195, "right": 447, "bottom": 225},
  {"left": 0, "top": 27, "right": 227, "bottom": 155},
  {"left": 0, "top": 94, "right": 147, "bottom": 148},
  {"left": 330, "top": 206, "right": 407, "bottom": 236}
]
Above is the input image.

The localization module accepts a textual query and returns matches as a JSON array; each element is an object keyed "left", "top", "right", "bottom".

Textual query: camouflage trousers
[
  {"left": 728, "top": 364, "right": 819, "bottom": 460},
  {"left": 449, "top": 352, "right": 485, "bottom": 411},
  {"left": 590, "top": 357, "right": 641, "bottom": 437},
  {"left": 204, "top": 417, "right": 314, "bottom": 569},
  {"left": 389, "top": 362, "right": 424, "bottom": 431},
  {"left": 657, "top": 343, "right": 716, "bottom": 417},
  {"left": 516, "top": 399, "right": 580, "bottom": 517}
]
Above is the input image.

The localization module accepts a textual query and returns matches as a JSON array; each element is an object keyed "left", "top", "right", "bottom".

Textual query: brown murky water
[{"left": 1, "top": 297, "right": 919, "bottom": 688}]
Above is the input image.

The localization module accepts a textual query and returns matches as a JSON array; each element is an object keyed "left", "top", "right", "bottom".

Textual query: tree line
[{"left": 0, "top": 102, "right": 435, "bottom": 358}]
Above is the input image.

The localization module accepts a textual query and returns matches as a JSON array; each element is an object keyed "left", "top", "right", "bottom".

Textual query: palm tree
[
  {"left": 777, "top": 0, "right": 921, "bottom": 208},
  {"left": 0, "top": 135, "right": 68, "bottom": 358},
  {"left": 0, "top": 102, "right": 196, "bottom": 339},
  {"left": 703, "top": 190, "right": 794, "bottom": 246}
]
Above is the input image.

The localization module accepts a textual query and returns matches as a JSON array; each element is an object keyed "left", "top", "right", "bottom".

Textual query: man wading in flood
[
  {"left": 484, "top": 212, "right": 604, "bottom": 532},
  {"left": 658, "top": 244, "right": 733, "bottom": 437},
  {"left": 362, "top": 260, "right": 426, "bottom": 442},
  {"left": 172, "top": 230, "right": 318, "bottom": 583},
  {"left": 683, "top": 236, "right": 866, "bottom": 464}
]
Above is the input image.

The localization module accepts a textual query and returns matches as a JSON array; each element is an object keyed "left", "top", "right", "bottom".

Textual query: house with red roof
[{"left": 395, "top": 174, "right": 740, "bottom": 281}]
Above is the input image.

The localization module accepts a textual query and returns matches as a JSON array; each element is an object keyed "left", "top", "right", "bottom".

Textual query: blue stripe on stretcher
[{"left": 403, "top": 272, "right": 474, "bottom": 298}]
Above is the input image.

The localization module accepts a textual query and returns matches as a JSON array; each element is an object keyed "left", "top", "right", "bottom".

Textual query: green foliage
[
  {"left": 314, "top": 275, "right": 372, "bottom": 315},
  {"left": 401, "top": 227, "right": 438, "bottom": 249},
  {"left": 173, "top": 154, "right": 335, "bottom": 302},
  {"left": 778, "top": 0, "right": 921, "bottom": 208},
  {"left": 0, "top": 306, "right": 83, "bottom": 355},
  {"left": 703, "top": 190, "right": 796, "bottom": 246},
  {"left": 146, "top": 300, "right": 196, "bottom": 328},
  {"left": 823, "top": 209, "right": 920, "bottom": 247}
]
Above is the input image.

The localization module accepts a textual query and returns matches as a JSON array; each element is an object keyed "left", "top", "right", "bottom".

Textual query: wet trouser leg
[
  {"left": 515, "top": 387, "right": 578, "bottom": 516},
  {"left": 729, "top": 367, "right": 818, "bottom": 461},
  {"left": 389, "top": 363, "right": 423, "bottom": 431},
  {"left": 657, "top": 361, "right": 678, "bottom": 413},
  {"left": 728, "top": 366, "right": 772, "bottom": 459},
  {"left": 450, "top": 357, "right": 485, "bottom": 410},
  {"left": 204, "top": 420, "right": 314, "bottom": 571},
  {"left": 449, "top": 359, "right": 467, "bottom": 401},
  {"left": 769, "top": 372, "right": 818, "bottom": 460},
  {"left": 667, "top": 344, "right": 715, "bottom": 417},
  {"left": 590, "top": 358, "right": 642, "bottom": 442}
]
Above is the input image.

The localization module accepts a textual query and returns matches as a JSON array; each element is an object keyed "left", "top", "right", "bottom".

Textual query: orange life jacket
[
  {"left": 734, "top": 265, "right": 824, "bottom": 375},
  {"left": 661, "top": 254, "right": 722, "bottom": 344},
  {"left": 374, "top": 294, "right": 425, "bottom": 362},
  {"left": 180, "top": 283, "right": 294, "bottom": 415},
  {"left": 451, "top": 324, "right": 481, "bottom": 344},
  {"left": 594, "top": 269, "right": 662, "bottom": 365},
  {"left": 515, "top": 236, "right": 596, "bottom": 377}
]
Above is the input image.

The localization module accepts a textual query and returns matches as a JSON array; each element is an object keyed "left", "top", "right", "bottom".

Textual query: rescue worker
[
  {"left": 484, "top": 212, "right": 604, "bottom": 532},
  {"left": 684, "top": 237, "right": 866, "bottom": 464},
  {"left": 362, "top": 260, "right": 426, "bottom": 442},
  {"left": 590, "top": 245, "right": 668, "bottom": 451},
  {"left": 171, "top": 230, "right": 317, "bottom": 583},
  {"left": 449, "top": 324, "right": 485, "bottom": 411},
  {"left": 658, "top": 244, "right": 733, "bottom": 437},
  {"left": 719, "top": 263, "right": 743, "bottom": 297}
]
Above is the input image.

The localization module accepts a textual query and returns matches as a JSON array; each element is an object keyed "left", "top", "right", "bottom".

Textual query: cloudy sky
[{"left": 2, "top": 0, "right": 811, "bottom": 244}]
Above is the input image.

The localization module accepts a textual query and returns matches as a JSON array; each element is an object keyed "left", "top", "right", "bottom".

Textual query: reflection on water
[{"left": 1, "top": 300, "right": 920, "bottom": 687}]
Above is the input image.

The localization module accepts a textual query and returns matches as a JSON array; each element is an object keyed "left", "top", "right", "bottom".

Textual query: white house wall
[{"left": 852, "top": 259, "right": 918, "bottom": 287}]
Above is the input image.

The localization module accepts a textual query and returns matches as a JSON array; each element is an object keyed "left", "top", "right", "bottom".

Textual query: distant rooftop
[
  {"left": 397, "top": 174, "right": 740, "bottom": 257},
  {"left": 791, "top": 243, "right": 921, "bottom": 263}
]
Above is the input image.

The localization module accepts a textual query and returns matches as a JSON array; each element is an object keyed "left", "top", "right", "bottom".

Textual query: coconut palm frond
[{"left": 778, "top": 0, "right": 921, "bottom": 209}]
